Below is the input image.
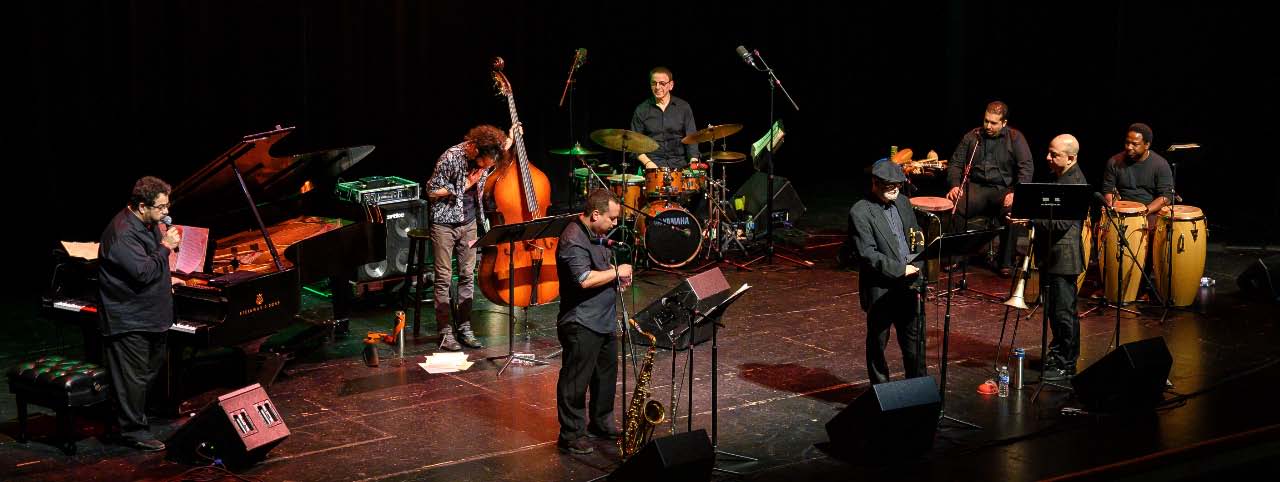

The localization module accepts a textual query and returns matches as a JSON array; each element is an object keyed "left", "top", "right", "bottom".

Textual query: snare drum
[
  {"left": 1102, "top": 200, "right": 1149, "bottom": 303},
  {"left": 607, "top": 174, "right": 644, "bottom": 220},
  {"left": 1153, "top": 205, "right": 1207, "bottom": 306},
  {"left": 681, "top": 169, "right": 706, "bottom": 192},
  {"left": 644, "top": 167, "right": 684, "bottom": 198},
  {"left": 636, "top": 200, "right": 703, "bottom": 267}
]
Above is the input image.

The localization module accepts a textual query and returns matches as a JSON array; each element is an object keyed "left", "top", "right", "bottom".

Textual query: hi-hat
[
  {"left": 682, "top": 123, "right": 743, "bottom": 145},
  {"left": 590, "top": 129, "right": 658, "bottom": 154},
  {"left": 549, "top": 143, "right": 602, "bottom": 156},
  {"left": 710, "top": 151, "right": 747, "bottom": 163}
]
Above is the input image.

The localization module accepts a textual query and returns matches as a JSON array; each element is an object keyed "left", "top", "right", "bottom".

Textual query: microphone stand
[
  {"left": 1096, "top": 199, "right": 1164, "bottom": 351},
  {"left": 949, "top": 129, "right": 1004, "bottom": 305},
  {"left": 742, "top": 49, "right": 811, "bottom": 269}
]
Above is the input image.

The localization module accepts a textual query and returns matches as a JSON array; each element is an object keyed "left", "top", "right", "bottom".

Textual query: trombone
[{"left": 1004, "top": 224, "right": 1036, "bottom": 310}]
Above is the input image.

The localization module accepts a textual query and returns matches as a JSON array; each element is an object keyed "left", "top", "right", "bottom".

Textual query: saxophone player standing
[
  {"left": 850, "top": 161, "right": 927, "bottom": 384},
  {"left": 555, "top": 189, "right": 630, "bottom": 455}
]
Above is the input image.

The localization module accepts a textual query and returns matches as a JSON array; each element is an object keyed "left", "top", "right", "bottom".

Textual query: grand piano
[{"left": 43, "top": 126, "right": 386, "bottom": 412}]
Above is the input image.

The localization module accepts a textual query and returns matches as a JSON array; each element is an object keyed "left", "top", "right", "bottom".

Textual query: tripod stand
[
  {"left": 947, "top": 129, "right": 1016, "bottom": 306},
  {"left": 915, "top": 229, "right": 1001, "bottom": 429},
  {"left": 1157, "top": 147, "right": 1205, "bottom": 322},
  {"left": 690, "top": 134, "right": 753, "bottom": 272}
]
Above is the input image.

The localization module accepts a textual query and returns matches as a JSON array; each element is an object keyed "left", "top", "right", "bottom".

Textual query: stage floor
[{"left": 4, "top": 215, "right": 1280, "bottom": 481}]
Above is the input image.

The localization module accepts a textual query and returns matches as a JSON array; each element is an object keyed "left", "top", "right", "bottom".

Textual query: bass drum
[{"left": 637, "top": 200, "right": 703, "bottom": 268}]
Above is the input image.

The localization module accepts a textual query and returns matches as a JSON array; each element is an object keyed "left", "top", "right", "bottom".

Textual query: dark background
[{"left": 14, "top": 1, "right": 1273, "bottom": 297}]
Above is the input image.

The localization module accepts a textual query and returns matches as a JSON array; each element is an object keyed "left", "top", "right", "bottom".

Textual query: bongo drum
[
  {"left": 1102, "top": 200, "right": 1148, "bottom": 303},
  {"left": 1153, "top": 205, "right": 1207, "bottom": 306}
]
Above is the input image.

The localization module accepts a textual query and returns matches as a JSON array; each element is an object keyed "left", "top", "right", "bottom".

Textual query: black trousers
[
  {"left": 1043, "top": 274, "right": 1081, "bottom": 370},
  {"left": 103, "top": 330, "right": 167, "bottom": 439},
  {"left": 866, "top": 289, "right": 926, "bottom": 384},
  {"left": 950, "top": 182, "right": 1017, "bottom": 269},
  {"left": 556, "top": 322, "right": 618, "bottom": 442}
]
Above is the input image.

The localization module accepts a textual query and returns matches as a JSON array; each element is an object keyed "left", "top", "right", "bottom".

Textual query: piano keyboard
[
  {"left": 170, "top": 321, "right": 200, "bottom": 334},
  {"left": 52, "top": 300, "right": 97, "bottom": 313}
]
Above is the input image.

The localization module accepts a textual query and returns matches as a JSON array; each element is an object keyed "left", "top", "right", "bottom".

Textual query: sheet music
[
  {"left": 60, "top": 241, "right": 99, "bottom": 260},
  {"left": 751, "top": 121, "right": 785, "bottom": 159},
  {"left": 167, "top": 224, "right": 210, "bottom": 274}
]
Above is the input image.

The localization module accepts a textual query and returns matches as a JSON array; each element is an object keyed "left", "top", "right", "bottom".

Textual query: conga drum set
[
  {"left": 580, "top": 124, "right": 750, "bottom": 269},
  {"left": 1095, "top": 199, "right": 1208, "bottom": 307}
]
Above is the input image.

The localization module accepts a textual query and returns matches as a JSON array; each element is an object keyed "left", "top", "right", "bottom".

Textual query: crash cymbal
[
  {"left": 710, "top": 151, "right": 747, "bottom": 162},
  {"left": 590, "top": 129, "right": 658, "bottom": 154},
  {"left": 682, "top": 123, "right": 743, "bottom": 145},
  {"left": 549, "top": 143, "right": 602, "bottom": 156}
]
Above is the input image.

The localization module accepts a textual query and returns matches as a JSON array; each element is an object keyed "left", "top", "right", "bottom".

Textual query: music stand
[
  {"left": 476, "top": 213, "right": 577, "bottom": 377},
  {"left": 910, "top": 228, "right": 1001, "bottom": 429},
  {"left": 1009, "top": 183, "right": 1090, "bottom": 403}
]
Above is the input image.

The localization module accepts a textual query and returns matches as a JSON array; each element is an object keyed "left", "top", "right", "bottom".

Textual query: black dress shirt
[
  {"left": 556, "top": 218, "right": 618, "bottom": 334},
  {"left": 948, "top": 127, "right": 1034, "bottom": 191},
  {"left": 630, "top": 96, "right": 699, "bottom": 170},
  {"left": 97, "top": 207, "right": 174, "bottom": 336}
]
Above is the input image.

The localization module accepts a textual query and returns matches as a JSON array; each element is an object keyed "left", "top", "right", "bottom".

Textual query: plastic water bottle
[
  {"left": 1011, "top": 348, "right": 1025, "bottom": 390},
  {"left": 746, "top": 217, "right": 756, "bottom": 236},
  {"left": 997, "top": 366, "right": 1010, "bottom": 398}
]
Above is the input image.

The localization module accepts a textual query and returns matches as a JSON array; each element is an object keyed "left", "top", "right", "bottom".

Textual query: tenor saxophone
[{"left": 620, "top": 318, "right": 667, "bottom": 458}]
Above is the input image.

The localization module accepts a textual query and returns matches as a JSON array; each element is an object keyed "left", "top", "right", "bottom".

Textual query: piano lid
[{"left": 172, "top": 126, "right": 374, "bottom": 216}]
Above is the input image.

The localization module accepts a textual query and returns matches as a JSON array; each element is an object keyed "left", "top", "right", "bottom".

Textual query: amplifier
[{"left": 335, "top": 176, "right": 420, "bottom": 206}]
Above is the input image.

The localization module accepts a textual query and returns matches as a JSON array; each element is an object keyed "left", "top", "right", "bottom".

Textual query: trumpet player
[
  {"left": 850, "top": 160, "right": 926, "bottom": 385},
  {"left": 1010, "top": 134, "right": 1088, "bottom": 381}
]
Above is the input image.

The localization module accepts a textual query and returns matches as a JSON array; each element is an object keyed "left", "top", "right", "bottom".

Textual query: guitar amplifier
[{"left": 335, "top": 176, "right": 420, "bottom": 206}]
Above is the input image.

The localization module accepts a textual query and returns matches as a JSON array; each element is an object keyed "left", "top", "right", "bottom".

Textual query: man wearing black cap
[{"left": 849, "top": 161, "right": 927, "bottom": 384}]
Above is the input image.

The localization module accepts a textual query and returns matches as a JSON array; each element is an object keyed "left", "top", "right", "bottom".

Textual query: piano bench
[{"left": 6, "top": 356, "right": 111, "bottom": 455}]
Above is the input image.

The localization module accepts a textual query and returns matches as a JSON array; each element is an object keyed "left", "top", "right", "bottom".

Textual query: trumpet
[{"left": 1004, "top": 225, "right": 1035, "bottom": 310}]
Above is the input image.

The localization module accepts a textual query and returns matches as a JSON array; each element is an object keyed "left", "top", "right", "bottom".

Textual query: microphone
[
  {"left": 736, "top": 45, "right": 758, "bottom": 69},
  {"left": 162, "top": 216, "right": 180, "bottom": 253},
  {"left": 593, "top": 237, "right": 629, "bottom": 248}
]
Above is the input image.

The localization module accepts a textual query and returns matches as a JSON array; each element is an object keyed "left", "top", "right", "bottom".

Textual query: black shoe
[
  {"left": 558, "top": 437, "right": 593, "bottom": 454},
  {"left": 123, "top": 438, "right": 166, "bottom": 452},
  {"left": 998, "top": 267, "right": 1013, "bottom": 278},
  {"left": 587, "top": 425, "right": 622, "bottom": 440},
  {"left": 1042, "top": 368, "right": 1072, "bottom": 381}
]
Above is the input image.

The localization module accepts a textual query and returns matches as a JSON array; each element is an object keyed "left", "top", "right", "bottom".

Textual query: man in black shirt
[
  {"left": 555, "top": 189, "right": 631, "bottom": 454},
  {"left": 1101, "top": 122, "right": 1174, "bottom": 226},
  {"left": 1011, "top": 135, "right": 1088, "bottom": 380},
  {"left": 850, "top": 161, "right": 926, "bottom": 384},
  {"left": 630, "top": 67, "right": 700, "bottom": 171},
  {"left": 98, "top": 176, "right": 182, "bottom": 452},
  {"left": 946, "top": 101, "right": 1034, "bottom": 276}
]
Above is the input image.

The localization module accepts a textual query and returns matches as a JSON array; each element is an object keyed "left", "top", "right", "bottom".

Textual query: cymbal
[
  {"left": 682, "top": 123, "right": 743, "bottom": 145},
  {"left": 549, "top": 143, "right": 602, "bottom": 156},
  {"left": 709, "top": 151, "right": 747, "bottom": 163},
  {"left": 590, "top": 129, "right": 658, "bottom": 154}
]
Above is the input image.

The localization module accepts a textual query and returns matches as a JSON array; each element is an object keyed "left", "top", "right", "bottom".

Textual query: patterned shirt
[{"left": 428, "top": 142, "right": 493, "bottom": 226}]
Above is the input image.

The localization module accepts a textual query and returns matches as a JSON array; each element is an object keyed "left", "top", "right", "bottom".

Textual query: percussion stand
[{"left": 691, "top": 138, "right": 753, "bottom": 272}]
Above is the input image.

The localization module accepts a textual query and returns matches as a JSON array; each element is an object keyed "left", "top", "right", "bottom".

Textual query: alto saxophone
[{"left": 620, "top": 318, "right": 667, "bottom": 458}]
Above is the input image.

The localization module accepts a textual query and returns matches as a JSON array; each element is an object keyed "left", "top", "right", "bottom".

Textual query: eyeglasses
[
  {"left": 649, "top": 80, "right": 672, "bottom": 87},
  {"left": 149, "top": 203, "right": 170, "bottom": 210}
]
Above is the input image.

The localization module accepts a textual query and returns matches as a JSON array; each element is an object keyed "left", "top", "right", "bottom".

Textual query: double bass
[{"left": 479, "top": 57, "right": 559, "bottom": 306}]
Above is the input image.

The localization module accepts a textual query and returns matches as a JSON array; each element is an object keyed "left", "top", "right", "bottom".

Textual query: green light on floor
[{"left": 303, "top": 285, "right": 333, "bottom": 298}]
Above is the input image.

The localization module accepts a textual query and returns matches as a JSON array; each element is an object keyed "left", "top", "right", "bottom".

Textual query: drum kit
[{"left": 550, "top": 124, "right": 751, "bottom": 268}]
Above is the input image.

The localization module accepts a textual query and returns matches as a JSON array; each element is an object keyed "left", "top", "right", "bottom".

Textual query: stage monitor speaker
[
  {"left": 1071, "top": 336, "right": 1172, "bottom": 412},
  {"left": 1237, "top": 254, "right": 1280, "bottom": 303},
  {"left": 358, "top": 199, "right": 428, "bottom": 281},
  {"left": 167, "top": 383, "right": 290, "bottom": 468},
  {"left": 633, "top": 268, "right": 731, "bottom": 351},
  {"left": 608, "top": 429, "right": 713, "bottom": 482},
  {"left": 825, "top": 376, "right": 939, "bottom": 457},
  {"left": 732, "top": 172, "right": 805, "bottom": 228}
]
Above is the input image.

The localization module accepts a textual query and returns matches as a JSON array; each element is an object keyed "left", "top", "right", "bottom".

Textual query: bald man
[{"left": 1013, "top": 134, "right": 1088, "bottom": 381}]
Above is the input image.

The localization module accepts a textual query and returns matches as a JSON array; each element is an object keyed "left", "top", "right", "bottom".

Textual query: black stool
[
  {"left": 7, "top": 356, "right": 111, "bottom": 455},
  {"left": 402, "top": 227, "right": 432, "bottom": 338}
]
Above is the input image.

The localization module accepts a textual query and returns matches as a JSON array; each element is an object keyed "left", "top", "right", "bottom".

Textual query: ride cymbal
[
  {"left": 681, "top": 123, "right": 743, "bottom": 145},
  {"left": 590, "top": 129, "right": 659, "bottom": 154}
]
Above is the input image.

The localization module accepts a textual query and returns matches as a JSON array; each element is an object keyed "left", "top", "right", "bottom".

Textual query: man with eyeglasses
[
  {"left": 97, "top": 176, "right": 182, "bottom": 452},
  {"left": 849, "top": 161, "right": 926, "bottom": 384},
  {"left": 629, "top": 67, "right": 700, "bottom": 171}
]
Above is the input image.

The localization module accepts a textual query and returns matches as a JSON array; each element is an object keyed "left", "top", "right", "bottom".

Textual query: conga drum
[
  {"left": 607, "top": 174, "right": 644, "bottom": 220},
  {"left": 1102, "top": 200, "right": 1149, "bottom": 303},
  {"left": 1077, "top": 216, "right": 1093, "bottom": 291},
  {"left": 1153, "top": 205, "right": 1207, "bottom": 306},
  {"left": 909, "top": 196, "right": 954, "bottom": 276}
]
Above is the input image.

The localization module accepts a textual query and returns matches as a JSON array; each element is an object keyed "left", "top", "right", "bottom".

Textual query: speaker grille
[{"left": 358, "top": 199, "right": 427, "bottom": 281}]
